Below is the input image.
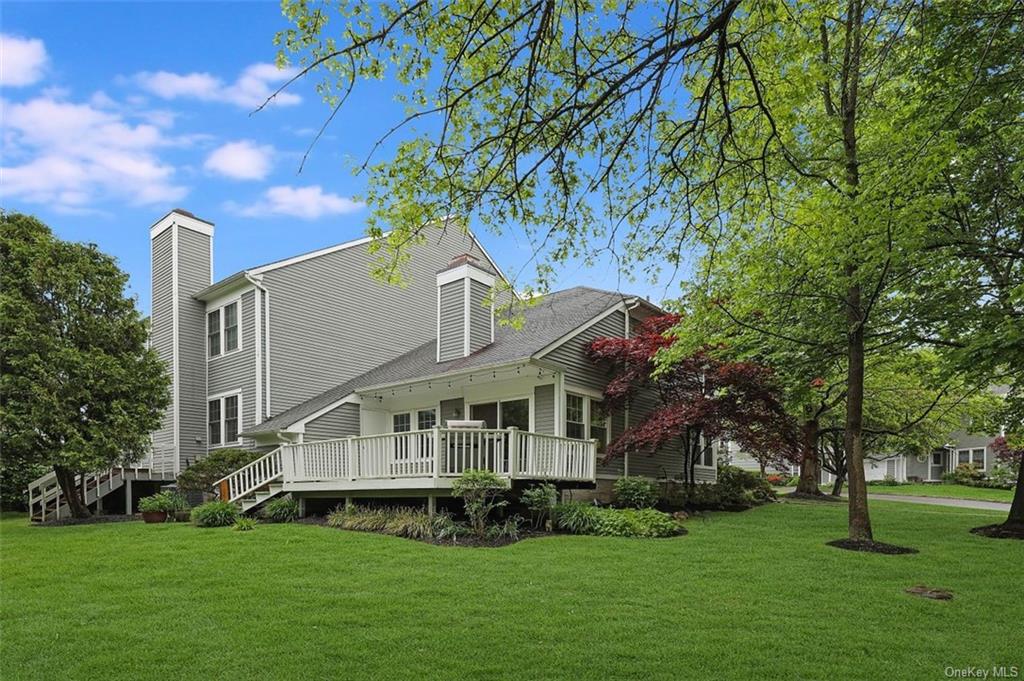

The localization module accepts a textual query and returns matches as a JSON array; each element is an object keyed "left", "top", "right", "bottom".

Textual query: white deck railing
[
  {"left": 214, "top": 447, "right": 283, "bottom": 502},
  {"left": 282, "top": 427, "right": 597, "bottom": 485}
]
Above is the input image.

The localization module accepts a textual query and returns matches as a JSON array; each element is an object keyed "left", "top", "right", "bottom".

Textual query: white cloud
[
  {"left": 133, "top": 63, "right": 301, "bottom": 109},
  {"left": 0, "top": 94, "right": 187, "bottom": 211},
  {"left": 0, "top": 34, "right": 48, "bottom": 87},
  {"left": 225, "top": 185, "right": 364, "bottom": 220},
  {"left": 204, "top": 140, "right": 273, "bottom": 180}
]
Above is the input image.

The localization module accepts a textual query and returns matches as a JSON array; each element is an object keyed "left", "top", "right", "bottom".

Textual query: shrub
[
  {"left": 662, "top": 466, "right": 776, "bottom": 511},
  {"left": 552, "top": 502, "right": 602, "bottom": 534},
  {"left": 984, "top": 465, "right": 1016, "bottom": 488},
  {"left": 262, "top": 497, "right": 299, "bottom": 523},
  {"left": 613, "top": 476, "right": 658, "bottom": 508},
  {"left": 451, "top": 469, "right": 509, "bottom": 537},
  {"left": 553, "top": 502, "right": 683, "bottom": 538},
  {"left": 951, "top": 462, "right": 985, "bottom": 485},
  {"left": 190, "top": 500, "right": 239, "bottom": 527},
  {"left": 326, "top": 505, "right": 436, "bottom": 540},
  {"left": 177, "top": 448, "right": 261, "bottom": 493},
  {"left": 138, "top": 491, "right": 189, "bottom": 514},
  {"left": 765, "top": 473, "right": 787, "bottom": 486},
  {"left": 486, "top": 515, "right": 523, "bottom": 541},
  {"left": 233, "top": 517, "right": 257, "bottom": 532},
  {"left": 431, "top": 511, "right": 472, "bottom": 544},
  {"left": 520, "top": 483, "right": 557, "bottom": 528}
]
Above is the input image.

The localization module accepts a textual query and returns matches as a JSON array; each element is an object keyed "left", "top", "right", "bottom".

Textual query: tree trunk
[
  {"left": 796, "top": 418, "right": 823, "bottom": 495},
  {"left": 831, "top": 474, "right": 846, "bottom": 497},
  {"left": 1003, "top": 459, "right": 1024, "bottom": 529},
  {"left": 54, "top": 465, "right": 91, "bottom": 519},
  {"left": 843, "top": 286, "right": 873, "bottom": 541}
]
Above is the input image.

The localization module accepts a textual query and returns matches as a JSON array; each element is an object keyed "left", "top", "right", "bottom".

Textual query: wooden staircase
[{"left": 28, "top": 467, "right": 161, "bottom": 522}]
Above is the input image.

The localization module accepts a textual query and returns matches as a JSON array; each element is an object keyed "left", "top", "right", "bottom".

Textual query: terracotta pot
[{"left": 142, "top": 510, "right": 168, "bottom": 524}]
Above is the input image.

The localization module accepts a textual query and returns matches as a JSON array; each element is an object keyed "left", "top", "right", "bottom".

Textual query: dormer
[{"left": 436, "top": 253, "right": 495, "bottom": 362}]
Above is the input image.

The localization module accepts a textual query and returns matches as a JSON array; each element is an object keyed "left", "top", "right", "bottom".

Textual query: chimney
[
  {"left": 436, "top": 253, "right": 495, "bottom": 362},
  {"left": 149, "top": 208, "right": 213, "bottom": 477}
]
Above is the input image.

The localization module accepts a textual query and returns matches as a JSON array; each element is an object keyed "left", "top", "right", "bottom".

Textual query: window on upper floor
[
  {"left": 208, "top": 301, "right": 240, "bottom": 358},
  {"left": 208, "top": 393, "right": 240, "bottom": 447},
  {"left": 207, "top": 311, "right": 221, "bottom": 358}
]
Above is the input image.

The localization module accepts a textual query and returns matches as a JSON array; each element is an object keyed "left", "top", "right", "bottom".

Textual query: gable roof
[
  {"left": 193, "top": 223, "right": 510, "bottom": 301},
  {"left": 243, "top": 286, "right": 645, "bottom": 435}
]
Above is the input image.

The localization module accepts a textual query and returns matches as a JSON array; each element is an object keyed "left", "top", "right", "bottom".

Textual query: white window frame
[
  {"left": 466, "top": 395, "right": 534, "bottom": 431},
  {"left": 207, "top": 298, "right": 242, "bottom": 359},
  {"left": 207, "top": 390, "right": 242, "bottom": 448},
  {"left": 956, "top": 447, "right": 986, "bottom": 469},
  {"left": 564, "top": 390, "right": 611, "bottom": 446},
  {"left": 389, "top": 407, "right": 440, "bottom": 433}
]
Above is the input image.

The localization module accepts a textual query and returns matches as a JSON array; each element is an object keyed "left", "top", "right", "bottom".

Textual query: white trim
[
  {"left": 206, "top": 296, "right": 243, "bottom": 360},
  {"left": 436, "top": 263, "right": 496, "bottom": 288},
  {"left": 436, "top": 284, "right": 442, "bottom": 363},
  {"left": 286, "top": 394, "right": 362, "bottom": 433},
  {"left": 149, "top": 210, "right": 214, "bottom": 240},
  {"left": 202, "top": 281, "right": 254, "bottom": 311},
  {"left": 463, "top": 277, "right": 471, "bottom": 356},
  {"left": 264, "top": 284, "right": 271, "bottom": 416},
  {"left": 534, "top": 300, "right": 636, "bottom": 359},
  {"left": 955, "top": 447, "right": 986, "bottom": 469},
  {"left": 171, "top": 224, "right": 179, "bottom": 473},
  {"left": 207, "top": 389, "right": 243, "bottom": 449},
  {"left": 248, "top": 234, "right": 379, "bottom": 275},
  {"left": 254, "top": 287, "right": 263, "bottom": 424}
]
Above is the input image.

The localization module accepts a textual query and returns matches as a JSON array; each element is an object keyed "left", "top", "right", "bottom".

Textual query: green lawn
[
  {"left": 865, "top": 483, "right": 1016, "bottom": 503},
  {"left": 2, "top": 502, "right": 1021, "bottom": 681}
]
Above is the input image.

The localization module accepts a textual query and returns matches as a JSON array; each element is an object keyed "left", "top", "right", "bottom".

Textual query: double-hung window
[
  {"left": 565, "top": 393, "right": 610, "bottom": 448},
  {"left": 566, "top": 394, "right": 586, "bottom": 439},
  {"left": 957, "top": 447, "right": 985, "bottom": 468},
  {"left": 208, "top": 394, "right": 240, "bottom": 447},
  {"left": 208, "top": 301, "right": 239, "bottom": 358}
]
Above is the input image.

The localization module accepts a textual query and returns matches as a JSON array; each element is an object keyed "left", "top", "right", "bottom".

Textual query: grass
[
  {"left": 2, "top": 502, "right": 1021, "bottom": 680},
  {"left": 864, "top": 483, "right": 1016, "bottom": 503}
]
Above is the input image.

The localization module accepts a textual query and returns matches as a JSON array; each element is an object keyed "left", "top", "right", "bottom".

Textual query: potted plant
[{"left": 138, "top": 491, "right": 188, "bottom": 523}]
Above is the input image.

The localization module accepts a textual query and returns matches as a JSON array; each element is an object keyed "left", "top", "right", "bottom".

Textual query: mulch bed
[
  {"left": 970, "top": 523, "right": 1024, "bottom": 540},
  {"left": 35, "top": 514, "right": 140, "bottom": 527},
  {"left": 826, "top": 538, "right": 919, "bottom": 554},
  {"left": 784, "top": 491, "right": 844, "bottom": 503}
]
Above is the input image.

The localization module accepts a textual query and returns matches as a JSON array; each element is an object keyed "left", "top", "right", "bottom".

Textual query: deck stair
[
  {"left": 28, "top": 467, "right": 158, "bottom": 522},
  {"left": 212, "top": 447, "right": 285, "bottom": 514}
]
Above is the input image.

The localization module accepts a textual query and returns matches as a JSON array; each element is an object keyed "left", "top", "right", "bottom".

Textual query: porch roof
[{"left": 244, "top": 286, "right": 644, "bottom": 436}]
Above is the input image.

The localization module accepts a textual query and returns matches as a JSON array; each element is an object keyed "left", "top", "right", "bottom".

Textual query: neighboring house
[
  {"left": 29, "top": 208, "right": 707, "bottom": 520},
  {"left": 864, "top": 432, "right": 1002, "bottom": 483}
]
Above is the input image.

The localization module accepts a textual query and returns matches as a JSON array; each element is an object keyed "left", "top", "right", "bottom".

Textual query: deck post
[
  {"left": 427, "top": 494, "right": 436, "bottom": 517},
  {"left": 125, "top": 478, "right": 133, "bottom": 515},
  {"left": 297, "top": 496, "right": 306, "bottom": 519},
  {"left": 432, "top": 427, "right": 441, "bottom": 479},
  {"left": 590, "top": 440, "right": 600, "bottom": 481},
  {"left": 507, "top": 427, "right": 519, "bottom": 477},
  {"left": 345, "top": 496, "right": 353, "bottom": 510}
]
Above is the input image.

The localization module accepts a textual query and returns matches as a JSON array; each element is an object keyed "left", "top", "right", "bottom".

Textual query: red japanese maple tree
[{"left": 587, "top": 314, "right": 799, "bottom": 485}]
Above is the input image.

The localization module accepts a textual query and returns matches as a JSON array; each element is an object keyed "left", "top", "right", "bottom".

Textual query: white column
[
  {"left": 427, "top": 494, "right": 436, "bottom": 517},
  {"left": 125, "top": 478, "right": 133, "bottom": 515}
]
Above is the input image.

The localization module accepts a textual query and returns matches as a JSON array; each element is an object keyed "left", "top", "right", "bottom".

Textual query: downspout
[{"left": 245, "top": 273, "right": 269, "bottom": 424}]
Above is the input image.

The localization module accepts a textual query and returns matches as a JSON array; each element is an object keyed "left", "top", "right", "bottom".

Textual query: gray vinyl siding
[
  {"left": 176, "top": 227, "right": 212, "bottom": 469},
  {"left": 150, "top": 228, "right": 175, "bottom": 472},
  {"left": 207, "top": 290, "right": 257, "bottom": 449},
  {"left": 469, "top": 279, "right": 491, "bottom": 353},
  {"left": 438, "top": 280, "right": 465, "bottom": 362},
  {"left": 949, "top": 432, "right": 998, "bottom": 472},
  {"left": 262, "top": 232, "right": 488, "bottom": 415},
  {"left": 533, "top": 384, "right": 555, "bottom": 435},
  {"left": 597, "top": 411, "right": 625, "bottom": 477},
  {"left": 905, "top": 454, "right": 931, "bottom": 480},
  {"left": 305, "top": 403, "right": 360, "bottom": 441},
  {"left": 544, "top": 310, "right": 625, "bottom": 392},
  {"left": 440, "top": 398, "right": 464, "bottom": 427},
  {"left": 624, "top": 386, "right": 716, "bottom": 482}
]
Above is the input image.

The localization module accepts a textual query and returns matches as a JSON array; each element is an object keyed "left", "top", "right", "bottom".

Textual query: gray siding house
[{"left": 30, "top": 208, "right": 700, "bottom": 520}]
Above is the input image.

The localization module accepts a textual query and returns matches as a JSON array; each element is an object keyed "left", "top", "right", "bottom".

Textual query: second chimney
[{"left": 436, "top": 253, "right": 495, "bottom": 362}]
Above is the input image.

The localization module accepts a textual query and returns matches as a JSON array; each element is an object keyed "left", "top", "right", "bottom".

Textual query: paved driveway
[{"left": 778, "top": 488, "right": 1011, "bottom": 512}]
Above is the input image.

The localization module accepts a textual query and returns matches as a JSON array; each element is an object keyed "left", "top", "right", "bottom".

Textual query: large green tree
[
  {"left": 275, "top": 0, "right": 1022, "bottom": 545},
  {"left": 0, "top": 213, "right": 170, "bottom": 518}
]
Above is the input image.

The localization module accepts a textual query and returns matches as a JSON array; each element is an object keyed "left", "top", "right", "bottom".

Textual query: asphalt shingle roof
[{"left": 244, "top": 286, "right": 635, "bottom": 435}]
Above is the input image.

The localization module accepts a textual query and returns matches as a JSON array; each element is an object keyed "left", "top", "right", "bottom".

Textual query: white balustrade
[{"left": 276, "top": 428, "right": 595, "bottom": 486}]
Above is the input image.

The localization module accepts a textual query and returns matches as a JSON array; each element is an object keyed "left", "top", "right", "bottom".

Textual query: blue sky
[{"left": 2, "top": 2, "right": 678, "bottom": 313}]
